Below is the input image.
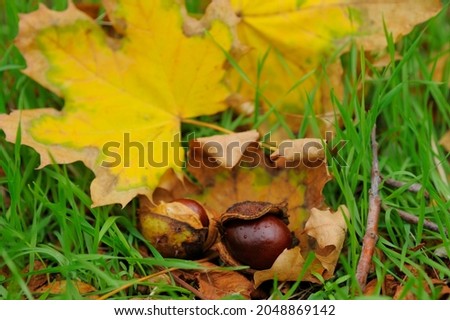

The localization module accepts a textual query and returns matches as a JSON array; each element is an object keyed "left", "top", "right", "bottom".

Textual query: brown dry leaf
[
  {"left": 22, "top": 260, "right": 48, "bottom": 292},
  {"left": 352, "top": 1, "right": 442, "bottom": 51},
  {"left": 434, "top": 280, "right": 450, "bottom": 300},
  {"left": 364, "top": 263, "right": 450, "bottom": 299},
  {"left": 439, "top": 130, "right": 450, "bottom": 152},
  {"left": 193, "top": 262, "right": 254, "bottom": 299},
  {"left": 270, "top": 138, "right": 326, "bottom": 164},
  {"left": 195, "top": 130, "right": 260, "bottom": 168},
  {"left": 172, "top": 262, "right": 255, "bottom": 299},
  {"left": 172, "top": 138, "right": 347, "bottom": 285},
  {"left": 304, "top": 207, "right": 349, "bottom": 278},
  {"left": 430, "top": 48, "right": 450, "bottom": 87},
  {"left": 364, "top": 275, "right": 399, "bottom": 297},
  {"left": 33, "top": 280, "right": 98, "bottom": 298},
  {"left": 187, "top": 143, "right": 330, "bottom": 218},
  {"left": 253, "top": 247, "right": 305, "bottom": 287}
]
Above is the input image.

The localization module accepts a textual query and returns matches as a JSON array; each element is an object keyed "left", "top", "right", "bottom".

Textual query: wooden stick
[
  {"left": 382, "top": 204, "right": 446, "bottom": 234},
  {"left": 97, "top": 267, "right": 177, "bottom": 300},
  {"left": 171, "top": 272, "right": 208, "bottom": 300},
  {"left": 383, "top": 177, "right": 430, "bottom": 198},
  {"left": 356, "top": 126, "right": 381, "bottom": 291}
]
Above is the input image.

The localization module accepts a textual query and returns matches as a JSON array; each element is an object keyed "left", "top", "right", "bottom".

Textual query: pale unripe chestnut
[
  {"left": 139, "top": 198, "right": 216, "bottom": 259},
  {"left": 173, "top": 198, "right": 209, "bottom": 227},
  {"left": 218, "top": 201, "right": 294, "bottom": 270}
]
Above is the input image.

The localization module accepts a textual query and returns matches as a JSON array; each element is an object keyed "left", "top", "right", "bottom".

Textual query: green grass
[{"left": 1, "top": 0, "right": 449, "bottom": 300}]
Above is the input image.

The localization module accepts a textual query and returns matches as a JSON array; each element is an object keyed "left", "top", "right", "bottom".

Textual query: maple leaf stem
[
  {"left": 356, "top": 126, "right": 381, "bottom": 292},
  {"left": 181, "top": 118, "right": 278, "bottom": 152},
  {"left": 182, "top": 118, "right": 235, "bottom": 134}
]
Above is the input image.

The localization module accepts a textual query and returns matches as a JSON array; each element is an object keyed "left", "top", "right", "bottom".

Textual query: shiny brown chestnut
[{"left": 218, "top": 201, "right": 294, "bottom": 270}]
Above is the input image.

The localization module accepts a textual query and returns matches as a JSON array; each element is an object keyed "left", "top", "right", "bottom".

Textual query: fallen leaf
[
  {"left": 439, "top": 130, "right": 450, "bottom": 152},
  {"left": 253, "top": 247, "right": 306, "bottom": 287},
  {"left": 430, "top": 48, "right": 450, "bottom": 87},
  {"left": 353, "top": 0, "right": 442, "bottom": 51},
  {"left": 187, "top": 0, "right": 442, "bottom": 134},
  {"left": 0, "top": 0, "right": 231, "bottom": 207},
  {"left": 270, "top": 138, "right": 326, "bottom": 164},
  {"left": 179, "top": 261, "right": 255, "bottom": 299},
  {"left": 22, "top": 260, "right": 48, "bottom": 292},
  {"left": 187, "top": 143, "right": 331, "bottom": 217},
  {"left": 364, "top": 263, "right": 450, "bottom": 299},
  {"left": 33, "top": 280, "right": 98, "bottom": 298},
  {"left": 364, "top": 275, "right": 399, "bottom": 297},
  {"left": 304, "top": 206, "right": 349, "bottom": 278},
  {"left": 158, "top": 138, "right": 348, "bottom": 285},
  {"left": 195, "top": 130, "right": 260, "bottom": 168},
  {"left": 435, "top": 280, "right": 450, "bottom": 300}
]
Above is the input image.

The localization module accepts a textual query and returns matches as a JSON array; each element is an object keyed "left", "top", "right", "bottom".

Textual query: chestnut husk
[
  {"left": 218, "top": 201, "right": 296, "bottom": 271},
  {"left": 139, "top": 200, "right": 217, "bottom": 259}
]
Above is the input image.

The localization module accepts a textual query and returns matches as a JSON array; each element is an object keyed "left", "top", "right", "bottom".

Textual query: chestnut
[
  {"left": 218, "top": 201, "right": 294, "bottom": 270},
  {"left": 173, "top": 198, "right": 209, "bottom": 227},
  {"left": 139, "top": 198, "right": 216, "bottom": 259},
  {"left": 222, "top": 215, "right": 292, "bottom": 270}
]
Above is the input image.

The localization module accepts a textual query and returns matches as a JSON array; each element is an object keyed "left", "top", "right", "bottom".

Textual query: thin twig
[
  {"left": 96, "top": 255, "right": 219, "bottom": 300},
  {"left": 171, "top": 272, "right": 208, "bottom": 300},
  {"left": 382, "top": 204, "right": 446, "bottom": 234},
  {"left": 383, "top": 177, "right": 430, "bottom": 198},
  {"left": 97, "top": 267, "right": 177, "bottom": 300},
  {"left": 356, "top": 126, "right": 381, "bottom": 291}
]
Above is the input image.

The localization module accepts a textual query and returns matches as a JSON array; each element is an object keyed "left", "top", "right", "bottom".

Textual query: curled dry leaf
[
  {"left": 270, "top": 138, "right": 326, "bottom": 165},
  {"left": 187, "top": 143, "right": 330, "bottom": 217},
  {"left": 253, "top": 247, "right": 305, "bottom": 287},
  {"left": 194, "top": 130, "right": 260, "bottom": 168},
  {"left": 304, "top": 206, "right": 349, "bottom": 278}
]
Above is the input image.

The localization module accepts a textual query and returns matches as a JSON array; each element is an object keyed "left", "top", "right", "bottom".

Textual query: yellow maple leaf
[
  {"left": 228, "top": 0, "right": 354, "bottom": 126},
  {"left": 0, "top": 0, "right": 231, "bottom": 207},
  {"left": 194, "top": 0, "right": 442, "bottom": 132}
]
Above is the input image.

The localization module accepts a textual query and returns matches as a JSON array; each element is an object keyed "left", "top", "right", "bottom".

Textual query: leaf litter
[{"left": 0, "top": 0, "right": 446, "bottom": 299}]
